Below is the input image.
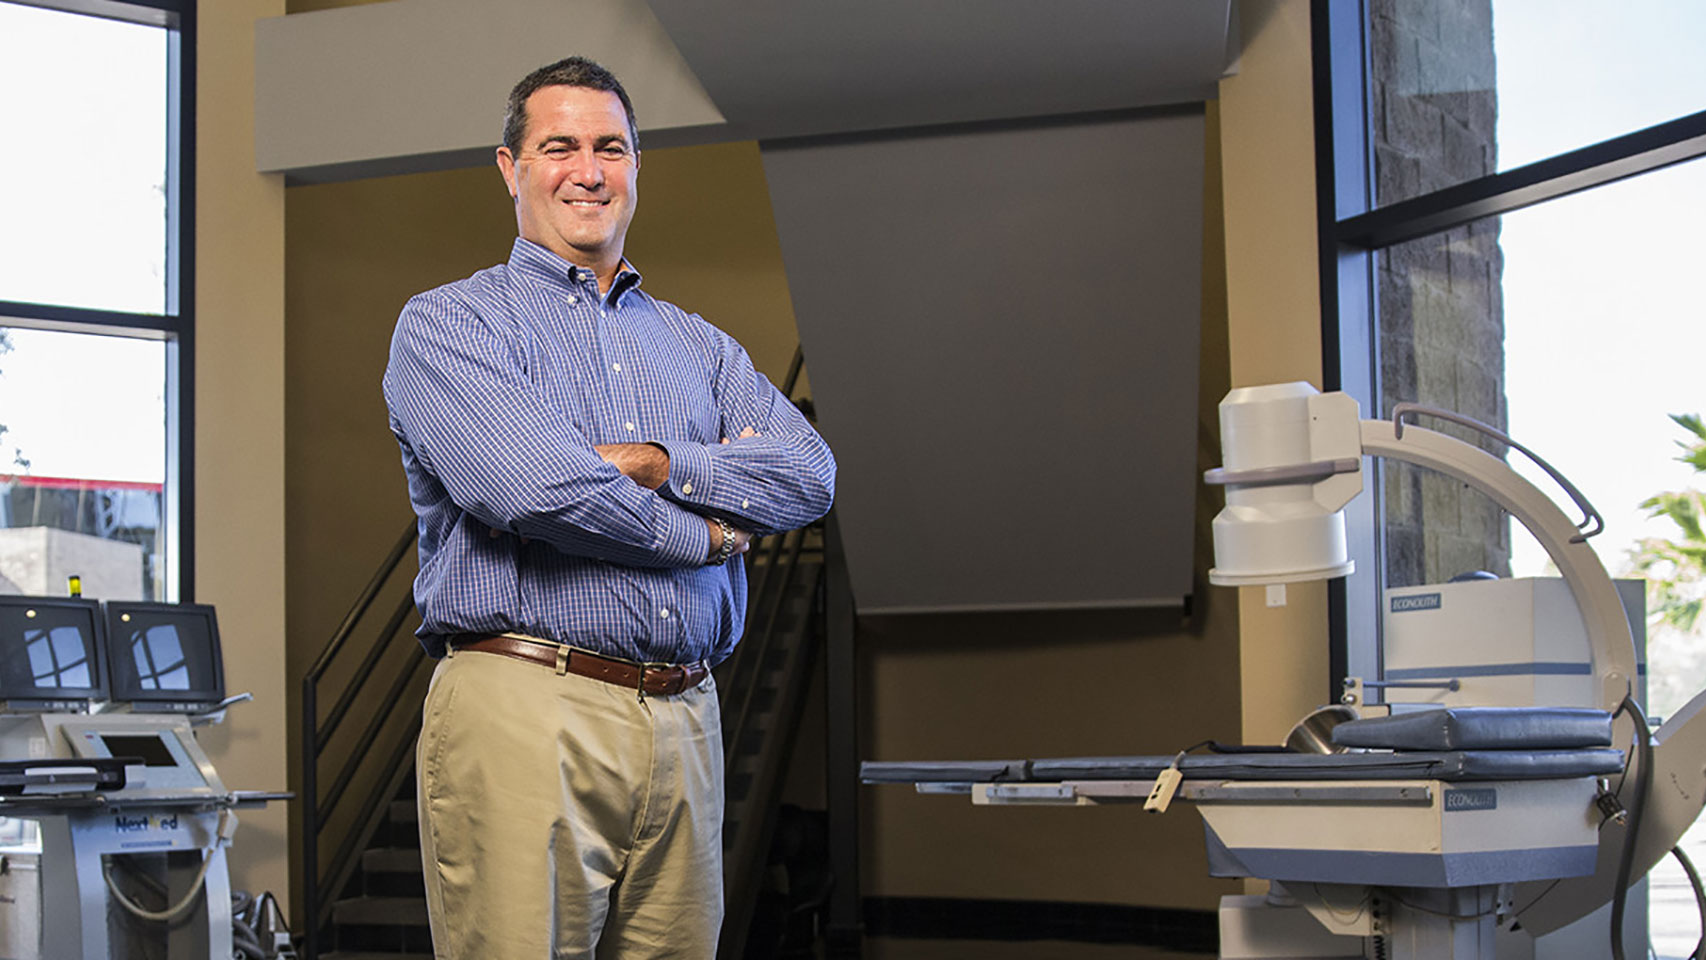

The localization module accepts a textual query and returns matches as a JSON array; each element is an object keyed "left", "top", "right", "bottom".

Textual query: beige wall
[
  {"left": 1218, "top": 0, "right": 1335, "bottom": 746},
  {"left": 195, "top": 0, "right": 291, "bottom": 907}
]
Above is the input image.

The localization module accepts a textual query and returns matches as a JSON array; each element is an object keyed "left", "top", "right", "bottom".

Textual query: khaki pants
[{"left": 417, "top": 648, "right": 724, "bottom": 959}]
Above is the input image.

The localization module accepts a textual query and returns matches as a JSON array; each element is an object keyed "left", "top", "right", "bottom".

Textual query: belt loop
[
  {"left": 555, "top": 645, "right": 569, "bottom": 676},
  {"left": 636, "top": 664, "right": 647, "bottom": 703}
]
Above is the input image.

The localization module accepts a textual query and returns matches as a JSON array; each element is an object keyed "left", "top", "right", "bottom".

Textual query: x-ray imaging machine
[{"left": 865, "top": 383, "right": 1706, "bottom": 960}]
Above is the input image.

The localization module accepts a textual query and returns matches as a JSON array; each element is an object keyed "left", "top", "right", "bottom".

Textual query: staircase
[
  {"left": 714, "top": 526, "right": 826, "bottom": 959},
  {"left": 304, "top": 347, "right": 840, "bottom": 959},
  {"left": 320, "top": 786, "right": 432, "bottom": 960}
]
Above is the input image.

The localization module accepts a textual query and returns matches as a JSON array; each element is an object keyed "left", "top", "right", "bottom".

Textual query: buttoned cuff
[
  {"left": 658, "top": 439, "right": 714, "bottom": 506},
  {"left": 658, "top": 500, "right": 714, "bottom": 567}
]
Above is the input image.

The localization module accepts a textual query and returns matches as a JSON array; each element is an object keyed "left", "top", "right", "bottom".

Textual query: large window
[
  {"left": 0, "top": 0, "right": 192, "bottom": 602},
  {"left": 1318, "top": 2, "right": 1706, "bottom": 954}
]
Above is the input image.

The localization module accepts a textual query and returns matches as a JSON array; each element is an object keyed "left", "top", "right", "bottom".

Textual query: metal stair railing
[
  {"left": 300, "top": 518, "right": 431, "bottom": 960},
  {"left": 715, "top": 343, "right": 840, "bottom": 958},
  {"left": 714, "top": 519, "right": 827, "bottom": 959}
]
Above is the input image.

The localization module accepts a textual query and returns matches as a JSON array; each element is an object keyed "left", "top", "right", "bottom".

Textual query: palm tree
[
  {"left": 1629, "top": 414, "right": 1706, "bottom": 632},
  {"left": 1628, "top": 414, "right": 1706, "bottom": 718}
]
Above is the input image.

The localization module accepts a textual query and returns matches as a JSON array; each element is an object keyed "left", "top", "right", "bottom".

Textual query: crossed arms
[{"left": 383, "top": 288, "right": 836, "bottom": 569}]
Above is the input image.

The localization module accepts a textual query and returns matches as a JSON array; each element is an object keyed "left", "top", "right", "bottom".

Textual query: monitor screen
[
  {"left": 101, "top": 733, "right": 178, "bottom": 767},
  {"left": 0, "top": 596, "right": 108, "bottom": 707},
  {"left": 103, "top": 602, "right": 224, "bottom": 710}
]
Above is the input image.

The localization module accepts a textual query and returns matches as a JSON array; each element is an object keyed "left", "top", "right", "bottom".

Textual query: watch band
[{"left": 710, "top": 517, "right": 737, "bottom": 565}]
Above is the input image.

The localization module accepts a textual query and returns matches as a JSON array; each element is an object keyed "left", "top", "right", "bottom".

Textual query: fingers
[
  {"left": 721, "top": 426, "right": 762, "bottom": 444},
  {"left": 487, "top": 526, "right": 528, "bottom": 545}
]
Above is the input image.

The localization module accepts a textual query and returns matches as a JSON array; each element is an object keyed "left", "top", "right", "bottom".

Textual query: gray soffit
[
  {"left": 648, "top": 0, "right": 1236, "bottom": 143},
  {"left": 254, "top": 0, "right": 726, "bottom": 184},
  {"left": 255, "top": 0, "right": 1236, "bottom": 184}
]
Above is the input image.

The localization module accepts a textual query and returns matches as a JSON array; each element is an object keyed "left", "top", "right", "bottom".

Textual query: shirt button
[
  {"left": 567, "top": 296, "right": 578, "bottom": 305},
  {"left": 659, "top": 608, "right": 671, "bottom": 619},
  {"left": 682, "top": 483, "right": 693, "bottom": 495},
  {"left": 611, "top": 362, "right": 621, "bottom": 372},
  {"left": 624, "top": 422, "right": 635, "bottom": 432},
  {"left": 742, "top": 499, "right": 750, "bottom": 509}
]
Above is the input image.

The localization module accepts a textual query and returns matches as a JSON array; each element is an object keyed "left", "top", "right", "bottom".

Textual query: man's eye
[
  {"left": 600, "top": 145, "right": 629, "bottom": 160},
  {"left": 542, "top": 146, "right": 571, "bottom": 159}
]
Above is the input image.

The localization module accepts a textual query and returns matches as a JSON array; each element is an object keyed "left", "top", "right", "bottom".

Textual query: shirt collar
[{"left": 509, "top": 237, "right": 644, "bottom": 305}]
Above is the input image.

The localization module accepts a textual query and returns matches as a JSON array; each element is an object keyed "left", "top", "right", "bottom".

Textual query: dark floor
[{"left": 862, "top": 940, "right": 1208, "bottom": 960}]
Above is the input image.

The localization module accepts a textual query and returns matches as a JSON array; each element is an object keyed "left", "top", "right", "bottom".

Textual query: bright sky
[
  {"left": 1493, "top": 0, "right": 1706, "bottom": 578},
  {"left": 0, "top": 3, "right": 167, "bottom": 315},
  {"left": 0, "top": 2, "right": 167, "bottom": 484},
  {"left": 0, "top": 327, "right": 165, "bottom": 483}
]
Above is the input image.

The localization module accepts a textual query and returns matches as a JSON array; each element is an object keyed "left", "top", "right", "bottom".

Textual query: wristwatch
[{"left": 709, "top": 517, "right": 737, "bottom": 565}]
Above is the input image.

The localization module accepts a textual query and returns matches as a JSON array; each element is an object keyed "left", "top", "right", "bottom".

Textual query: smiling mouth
[{"left": 564, "top": 199, "right": 608, "bottom": 207}]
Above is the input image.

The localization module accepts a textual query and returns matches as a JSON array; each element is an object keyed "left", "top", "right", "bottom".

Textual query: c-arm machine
[{"left": 863, "top": 382, "right": 1706, "bottom": 959}]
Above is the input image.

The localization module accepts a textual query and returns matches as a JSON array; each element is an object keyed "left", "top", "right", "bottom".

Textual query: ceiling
[{"left": 255, "top": 0, "right": 1238, "bottom": 183}]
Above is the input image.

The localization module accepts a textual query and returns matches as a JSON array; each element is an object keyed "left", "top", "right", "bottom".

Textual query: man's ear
[{"left": 495, "top": 146, "right": 519, "bottom": 200}]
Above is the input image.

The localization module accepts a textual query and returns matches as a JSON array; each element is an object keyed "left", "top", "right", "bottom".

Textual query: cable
[
  {"left": 103, "top": 849, "right": 217, "bottom": 923},
  {"left": 103, "top": 809, "right": 239, "bottom": 925},
  {"left": 1611, "top": 695, "right": 1654, "bottom": 960},
  {"left": 1385, "top": 889, "right": 1501, "bottom": 920},
  {"left": 1672, "top": 844, "right": 1706, "bottom": 960},
  {"left": 1305, "top": 882, "right": 1371, "bottom": 924}
]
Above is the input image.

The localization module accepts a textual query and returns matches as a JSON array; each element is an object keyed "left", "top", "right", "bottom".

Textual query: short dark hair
[{"left": 502, "top": 57, "right": 639, "bottom": 156}]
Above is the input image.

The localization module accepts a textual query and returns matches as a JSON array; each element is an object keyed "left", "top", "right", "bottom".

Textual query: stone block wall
[{"left": 1370, "top": 0, "right": 1510, "bottom": 587}]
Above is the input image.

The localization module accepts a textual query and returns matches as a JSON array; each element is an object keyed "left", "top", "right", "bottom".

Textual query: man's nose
[{"left": 567, "top": 150, "right": 604, "bottom": 188}]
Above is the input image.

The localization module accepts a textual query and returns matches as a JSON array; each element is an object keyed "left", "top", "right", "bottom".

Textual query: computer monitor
[
  {"left": 0, "top": 595, "right": 109, "bottom": 711},
  {"left": 103, "top": 602, "right": 225, "bottom": 713}
]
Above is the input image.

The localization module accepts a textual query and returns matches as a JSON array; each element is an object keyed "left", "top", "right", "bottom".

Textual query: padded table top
[{"left": 861, "top": 748, "right": 1625, "bottom": 785}]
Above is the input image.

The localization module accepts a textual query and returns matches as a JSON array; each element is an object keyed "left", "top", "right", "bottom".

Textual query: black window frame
[
  {"left": 1310, "top": 0, "right": 1706, "bottom": 700},
  {"left": 0, "top": 0, "right": 196, "bottom": 600}
]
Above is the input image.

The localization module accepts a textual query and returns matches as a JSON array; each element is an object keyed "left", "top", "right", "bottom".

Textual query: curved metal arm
[
  {"left": 1391, "top": 402, "right": 1604, "bottom": 541},
  {"left": 1359, "top": 418, "right": 1636, "bottom": 714}
]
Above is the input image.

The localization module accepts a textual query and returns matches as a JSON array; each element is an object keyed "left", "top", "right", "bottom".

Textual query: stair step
[
  {"left": 363, "top": 847, "right": 423, "bottom": 874},
  {"left": 360, "top": 847, "right": 427, "bottom": 897},
  {"left": 331, "top": 895, "right": 429, "bottom": 927}
]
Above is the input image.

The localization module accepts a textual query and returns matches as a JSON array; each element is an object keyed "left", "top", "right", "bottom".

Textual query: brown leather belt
[{"left": 451, "top": 635, "right": 709, "bottom": 696}]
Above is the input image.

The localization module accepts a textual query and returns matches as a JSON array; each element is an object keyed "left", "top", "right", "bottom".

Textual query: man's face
[{"left": 496, "top": 86, "right": 639, "bottom": 274}]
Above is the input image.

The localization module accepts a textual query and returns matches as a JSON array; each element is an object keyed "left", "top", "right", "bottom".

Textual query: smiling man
[{"left": 382, "top": 57, "right": 836, "bottom": 959}]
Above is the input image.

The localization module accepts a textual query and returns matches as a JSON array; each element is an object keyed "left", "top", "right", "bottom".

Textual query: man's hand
[
  {"left": 721, "top": 426, "right": 760, "bottom": 445},
  {"left": 705, "top": 516, "right": 753, "bottom": 562},
  {"left": 595, "top": 442, "right": 669, "bottom": 489}
]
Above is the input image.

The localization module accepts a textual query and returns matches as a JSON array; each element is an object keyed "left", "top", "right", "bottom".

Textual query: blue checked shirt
[{"left": 383, "top": 238, "right": 836, "bottom": 664}]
